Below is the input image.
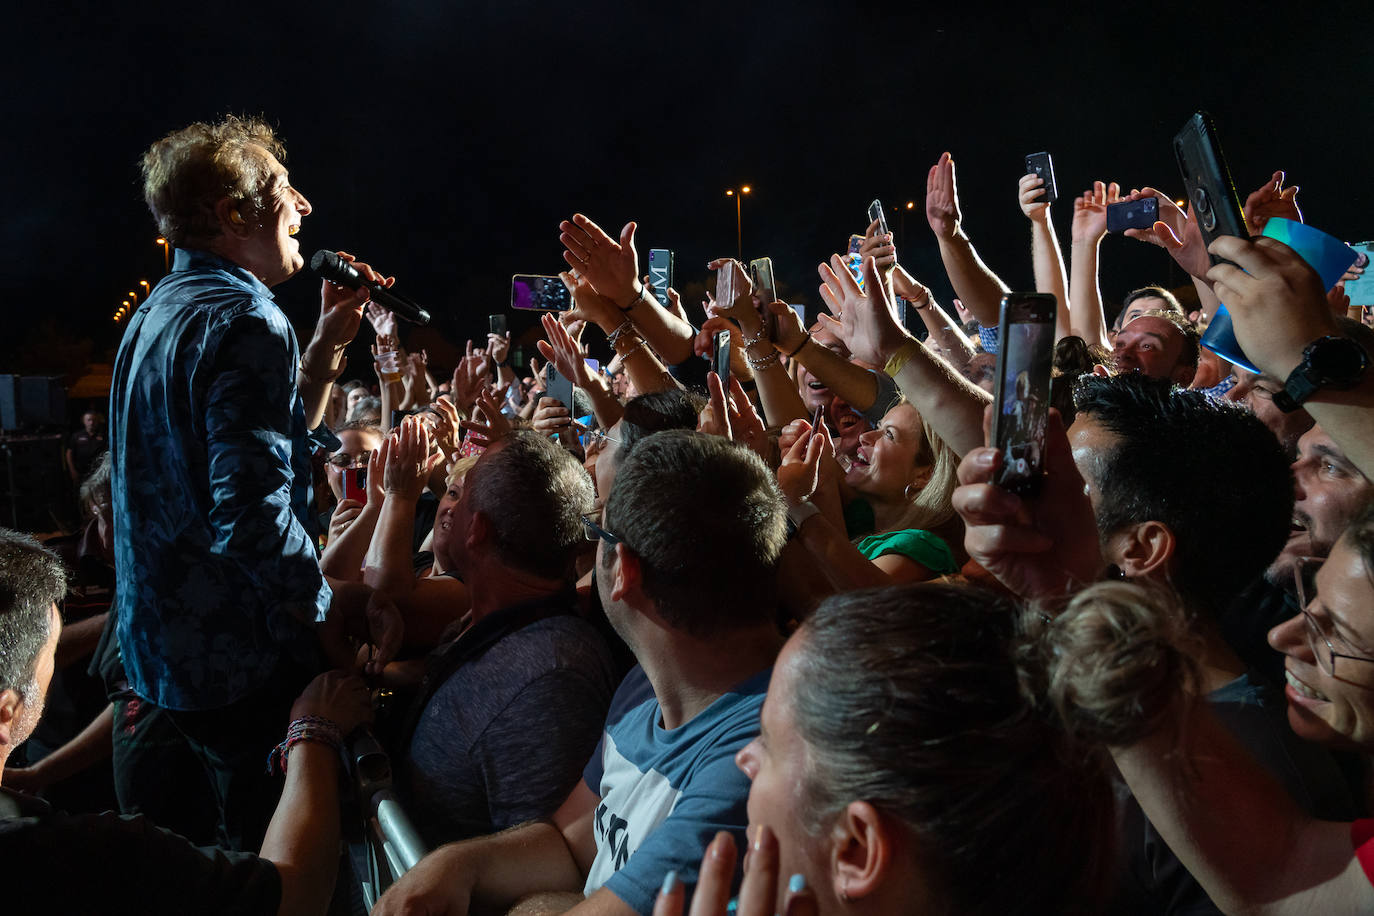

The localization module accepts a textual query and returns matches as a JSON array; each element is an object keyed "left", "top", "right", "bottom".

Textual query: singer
[{"left": 108, "top": 115, "right": 398, "bottom": 851}]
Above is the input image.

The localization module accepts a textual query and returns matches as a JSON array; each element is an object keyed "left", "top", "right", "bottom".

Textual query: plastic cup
[{"left": 1201, "top": 219, "right": 1357, "bottom": 373}]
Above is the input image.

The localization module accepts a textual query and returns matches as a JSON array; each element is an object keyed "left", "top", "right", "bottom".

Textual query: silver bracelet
[
  {"left": 605, "top": 319, "right": 635, "bottom": 348},
  {"left": 746, "top": 349, "right": 780, "bottom": 371}
]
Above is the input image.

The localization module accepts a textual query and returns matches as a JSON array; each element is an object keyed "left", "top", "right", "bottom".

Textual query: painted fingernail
[
  {"left": 789, "top": 874, "right": 807, "bottom": 894},
  {"left": 661, "top": 870, "right": 679, "bottom": 896}
]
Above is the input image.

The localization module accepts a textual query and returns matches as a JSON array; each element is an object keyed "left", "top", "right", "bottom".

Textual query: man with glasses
[{"left": 377, "top": 430, "right": 787, "bottom": 916}]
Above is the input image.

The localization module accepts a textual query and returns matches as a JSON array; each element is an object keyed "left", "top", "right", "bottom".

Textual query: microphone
[{"left": 310, "top": 250, "right": 432, "bottom": 325}]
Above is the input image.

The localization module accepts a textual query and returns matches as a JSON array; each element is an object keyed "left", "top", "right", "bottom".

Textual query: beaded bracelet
[
  {"left": 746, "top": 350, "right": 781, "bottom": 371},
  {"left": 266, "top": 715, "right": 344, "bottom": 775},
  {"left": 740, "top": 326, "right": 769, "bottom": 350}
]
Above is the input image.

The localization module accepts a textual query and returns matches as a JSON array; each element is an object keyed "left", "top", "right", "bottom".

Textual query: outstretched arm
[
  {"left": 925, "top": 152, "right": 1010, "bottom": 329},
  {"left": 1067, "top": 181, "right": 1119, "bottom": 350},
  {"left": 1018, "top": 173, "right": 1071, "bottom": 340}
]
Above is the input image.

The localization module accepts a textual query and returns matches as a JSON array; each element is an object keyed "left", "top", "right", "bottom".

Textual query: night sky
[{"left": 6, "top": 1, "right": 1372, "bottom": 387}]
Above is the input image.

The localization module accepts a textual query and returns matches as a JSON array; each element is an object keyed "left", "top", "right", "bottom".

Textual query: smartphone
[
  {"left": 1106, "top": 197, "right": 1159, "bottom": 233},
  {"left": 1172, "top": 112, "right": 1248, "bottom": 264},
  {"left": 649, "top": 248, "right": 674, "bottom": 306},
  {"left": 846, "top": 235, "right": 866, "bottom": 291},
  {"left": 715, "top": 261, "right": 738, "bottom": 313},
  {"left": 1347, "top": 242, "right": 1374, "bottom": 308},
  {"left": 511, "top": 274, "right": 573, "bottom": 311},
  {"left": 791, "top": 303, "right": 807, "bottom": 328},
  {"left": 750, "top": 257, "right": 779, "bottom": 342},
  {"left": 847, "top": 234, "right": 864, "bottom": 255},
  {"left": 990, "top": 293, "right": 1057, "bottom": 497},
  {"left": 545, "top": 363, "right": 575, "bottom": 411},
  {"left": 868, "top": 199, "right": 889, "bottom": 237},
  {"left": 342, "top": 466, "right": 367, "bottom": 505},
  {"left": 1024, "top": 152, "right": 1058, "bottom": 205},
  {"left": 488, "top": 313, "right": 507, "bottom": 336},
  {"left": 713, "top": 329, "right": 732, "bottom": 384}
]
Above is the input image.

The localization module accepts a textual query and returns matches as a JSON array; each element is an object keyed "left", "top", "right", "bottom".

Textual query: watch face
[{"left": 1308, "top": 336, "right": 1370, "bottom": 388}]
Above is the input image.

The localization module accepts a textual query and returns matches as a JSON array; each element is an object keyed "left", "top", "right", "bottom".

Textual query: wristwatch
[{"left": 1273, "top": 335, "right": 1369, "bottom": 413}]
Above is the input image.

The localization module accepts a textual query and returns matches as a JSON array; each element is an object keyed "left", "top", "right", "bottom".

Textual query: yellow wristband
[{"left": 883, "top": 339, "right": 922, "bottom": 377}]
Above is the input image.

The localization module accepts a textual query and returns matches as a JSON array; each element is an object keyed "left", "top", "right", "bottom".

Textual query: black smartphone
[
  {"left": 867, "top": 199, "right": 889, "bottom": 237},
  {"left": 342, "top": 466, "right": 367, "bottom": 505},
  {"left": 713, "top": 329, "right": 731, "bottom": 384},
  {"left": 1173, "top": 112, "right": 1248, "bottom": 264},
  {"left": 545, "top": 363, "right": 575, "bottom": 412},
  {"left": 1106, "top": 197, "right": 1159, "bottom": 233},
  {"left": 1024, "top": 152, "right": 1058, "bottom": 205},
  {"left": 488, "top": 313, "right": 507, "bottom": 336},
  {"left": 649, "top": 248, "right": 674, "bottom": 306},
  {"left": 990, "top": 292, "right": 1057, "bottom": 497},
  {"left": 511, "top": 275, "right": 572, "bottom": 311}
]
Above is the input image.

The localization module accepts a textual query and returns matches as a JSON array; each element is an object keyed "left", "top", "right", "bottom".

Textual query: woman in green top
[{"left": 778, "top": 400, "right": 960, "bottom": 595}]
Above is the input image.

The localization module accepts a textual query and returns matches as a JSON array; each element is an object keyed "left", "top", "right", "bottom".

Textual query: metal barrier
[{"left": 347, "top": 729, "right": 428, "bottom": 910}]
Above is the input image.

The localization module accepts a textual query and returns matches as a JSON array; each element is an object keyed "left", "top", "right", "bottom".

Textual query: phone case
[
  {"left": 868, "top": 199, "right": 889, "bottom": 237},
  {"left": 1024, "top": 152, "right": 1058, "bottom": 205},
  {"left": 1172, "top": 112, "right": 1248, "bottom": 263},
  {"left": 1106, "top": 197, "right": 1159, "bottom": 233}
]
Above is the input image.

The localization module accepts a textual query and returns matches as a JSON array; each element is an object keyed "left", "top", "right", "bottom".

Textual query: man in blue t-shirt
[{"left": 375, "top": 431, "right": 788, "bottom": 916}]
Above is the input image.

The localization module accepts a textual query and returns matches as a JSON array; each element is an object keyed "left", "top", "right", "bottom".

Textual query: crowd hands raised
[{"left": 6, "top": 113, "right": 1374, "bottom": 916}]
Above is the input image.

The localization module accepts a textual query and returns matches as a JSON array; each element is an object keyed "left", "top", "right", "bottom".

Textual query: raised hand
[
  {"left": 531, "top": 396, "right": 574, "bottom": 437},
  {"left": 1069, "top": 181, "right": 1121, "bottom": 245},
  {"left": 560, "top": 213, "right": 641, "bottom": 308},
  {"left": 559, "top": 269, "right": 623, "bottom": 331},
  {"left": 485, "top": 330, "right": 511, "bottom": 366},
  {"left": 1121, "top": 187, "right": 1211, "bottom": 280},
  {"left": 952, "top": 409, "right": 1103, "bottom": 599},
  {"left": 1018, "top": 173, "right": 1051, "bottom": 223},
  {"left": 816, "top": 254, "right": 910, "bottom": 367},
  {"left": 1243, "top": 169, "right": 1301, "bottom": 236},
  {"left": 364, "top": 301, "right": 398, "bottom": 338},
  {"left": 536, "top": 311, "right": 595, "bottom": 388},
  {"left": 859, "top": 217, "right": 898, "bottom": 277},
  {"left": 450, "top": 340, "right": 489, "bottom": 412},
  {"left": 925, "top": 152, "right": 963, "bottom": 240},
  {"left": 776, "top": 419, "right": 832, "bottom": 507},
  {"left": 460, "top": 389, "right": 514, "bottom": 448},
  {"left": 318, "top": 251, "right": 395, "bottom": 348},
  {"left": 383, "top": 417, "right": 442, "bottom": 502},
  {"left": 706, "top": 257, "right": 755, "bottom": 322}
]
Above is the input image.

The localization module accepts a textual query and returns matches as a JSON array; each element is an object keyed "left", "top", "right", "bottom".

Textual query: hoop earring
[{"left": 904, "top": 482, "right": 920, "bottom": 501}]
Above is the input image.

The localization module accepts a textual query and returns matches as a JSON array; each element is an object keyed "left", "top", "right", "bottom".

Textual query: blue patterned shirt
[{"left": 110, "top": 248, "right": 331, "bottom": 711}]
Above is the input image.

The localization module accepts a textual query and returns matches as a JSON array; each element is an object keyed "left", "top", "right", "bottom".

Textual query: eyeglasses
[
  {"left": 1295, "top": 556, "right": 1374, "bottom": 677},
  {"left": 327, "top": 449, "right": 373, "bottom": 468},
  {"left": 580, "top": 512, "right": 622, "bottom": 546}
]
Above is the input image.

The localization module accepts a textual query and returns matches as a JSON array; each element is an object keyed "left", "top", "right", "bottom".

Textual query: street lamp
[
  {"left": 156, "top": 237, "right": 169, "bottom": 273},
  {"left": 139, "top": 279, "right": 150, "bottom": 295},
  {"left": 725, "top": 186, "right": 752, "bottom": 260}
]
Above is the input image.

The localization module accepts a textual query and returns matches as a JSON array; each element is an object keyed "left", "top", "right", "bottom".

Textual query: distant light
[
  {"left": 725, "top": 189, "right": 734, "bottom": 196},
  {"left": 741, "top": 186, "right": 751, "bottom": 194},
  {"left": 155, "top": 237, "right": 166, "bottom": 245},
  {"left": 906, "top": 201, "right": 915, "bottom": 209},
  {"left": 122, "top": 300, "right": 130, "bottom": 307},
  {"left": 1175, "top": 199, "right": 1187, "bottom": 208}
]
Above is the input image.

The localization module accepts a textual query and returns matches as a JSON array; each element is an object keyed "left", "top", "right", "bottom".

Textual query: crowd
[{"left": 2, "top": 113, "right": 1373, "bottom": 915}]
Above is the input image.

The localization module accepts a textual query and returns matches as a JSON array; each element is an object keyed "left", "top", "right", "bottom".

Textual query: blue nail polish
[
  {"left": 788, "top": 874, "right": 807, "bottom": 894},
  {"left": 726, "top": 898, "right": 739, "bottom": 913},
  {"left": 661, "top": 870, "right": 679, "bottom": 896}
]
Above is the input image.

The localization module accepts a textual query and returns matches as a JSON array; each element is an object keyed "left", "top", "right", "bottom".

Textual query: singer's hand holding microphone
[{"left": 312, "top": 250, "right": 431, "bottom": 325}]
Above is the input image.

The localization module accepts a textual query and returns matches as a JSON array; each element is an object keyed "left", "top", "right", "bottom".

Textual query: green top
[{"left": 854, "top": 528, "right": 957, "bottom": 575}]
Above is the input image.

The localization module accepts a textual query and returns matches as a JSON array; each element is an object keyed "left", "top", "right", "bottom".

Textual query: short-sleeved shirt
[
  {"left": 403, "top": 608, "right": 617, "bottom": 846},
  {"left": 1352, "top": 819, "right": 1374, "bottom": 886},
  {"left": 582, "top": 665, "right": 769, "bottom": 914},
  {"left": 0, "top": 788, "right": 279, "bottom": 914},
  {"left": 854, "top": 528, "right": 957, "bottom": 575},
  {"left": 110, "top": 248, "right": 330, "bottom": 710}
]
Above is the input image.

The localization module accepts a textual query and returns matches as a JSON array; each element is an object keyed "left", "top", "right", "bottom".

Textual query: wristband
[
  {"left": 786, "top": 500, "right": 821, "bottom": 536},
  {"left": 619, "top": 287, "right": 648, "bottom": 312},
  {"left": 266, "top": 715, "right": 344, "bottom": 774},
  {"left": 883, "top": 339, "right": 922, "bottom": 377},
  {"left": 783, "top": 332, "right": 811, "bottom": 360}
]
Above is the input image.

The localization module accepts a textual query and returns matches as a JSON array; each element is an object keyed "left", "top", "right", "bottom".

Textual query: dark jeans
[
  {"left": 164, "top": 658, "right": 316, "bottom": 852},
  {"left": 111, "top": 690, "right": 219, "bottom": 845}
]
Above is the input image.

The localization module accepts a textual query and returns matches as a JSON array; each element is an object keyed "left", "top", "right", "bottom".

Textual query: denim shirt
[{"left": 110, "top": 248, "right": 331, "bottom": 711}]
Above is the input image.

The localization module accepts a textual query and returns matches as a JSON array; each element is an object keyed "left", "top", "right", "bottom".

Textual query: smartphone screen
[
  {"left": 990, "top": 293, "right": 1057, "bottom": 497},
  {"left": 342, "top": 466, "right": 367, "bottom": 505},
  {"left": 1347, "top": 242, "right": 1374, "bottom": 308},
  {"left": 511, "top": 275, "right": 573, "bottom": 311},
  {"left": 1023, "top": 152, "right": 1058, "bottom": 205},
  {"left": 489, "top": 313, "right": 507, "bottom": 335},
  {"left": 713, "top": 330, "right": 731, "bottom": 384},
  {"left": 1173, "top": 112, "right": 1248, "bottom": 264},
  {"left": 649, "top": 248, "right": 674, "bottom": 306},
  {"left": 868, "top": 199, "right": 889, "bottom": 237}
]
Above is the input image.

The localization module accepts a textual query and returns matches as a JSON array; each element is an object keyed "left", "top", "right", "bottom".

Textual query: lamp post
[
  {"left": 139, "top": 279, "right": 150, "bottom": 297},
  {"left": 156, "top": 237, "right": 169, "bottom": 274},
  {"left": 725, "top": 186, "right": 752, "bottom": 261}
]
